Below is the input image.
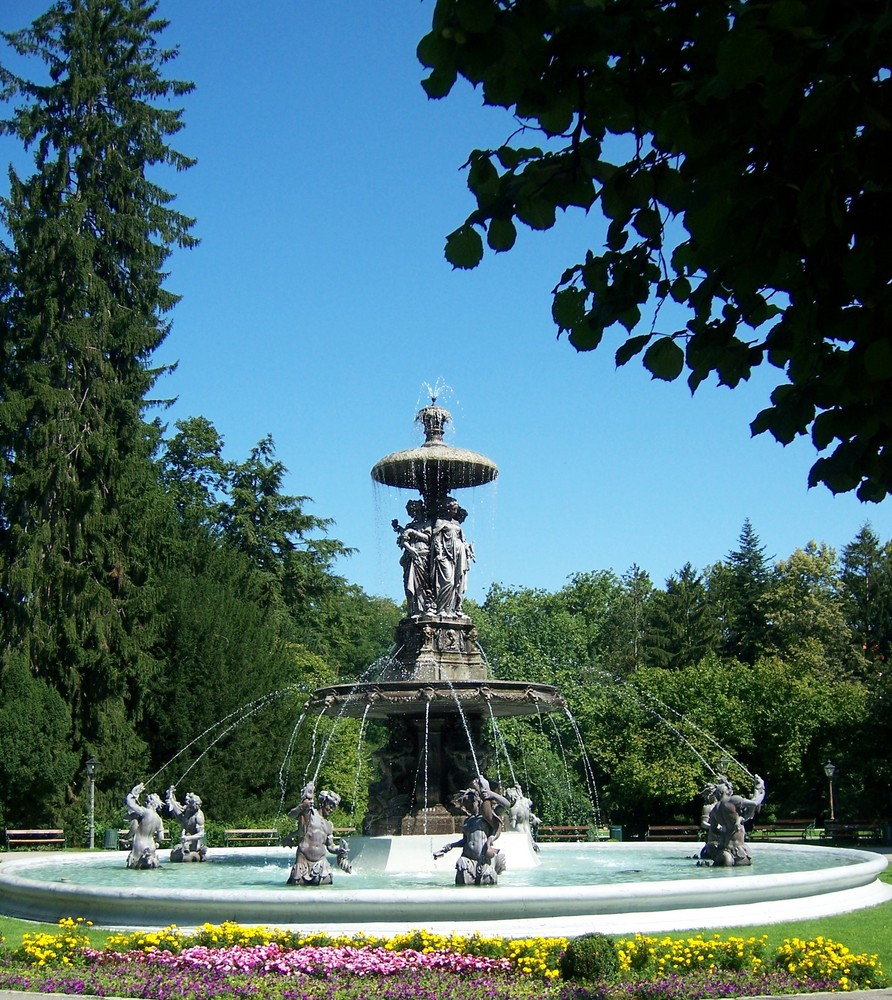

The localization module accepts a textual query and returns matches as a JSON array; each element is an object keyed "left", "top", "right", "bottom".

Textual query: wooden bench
[
  {"left": 224, "top": 826, "right": 355, "bottom": 847},
  {"left": 821, "top": 820, "right": 883, "bottom": 844},
  {"left": 4, "top": 828, "right": 66, "bottom": 850},
  {"left": 750, "top": 819, "right": 816, "bottom": 842},
  {"left": 224, "top": 828, "right": 279, "bottom": 847},
  {"left": 537, "top": 825, "right": 592, "bottom": 842},
  {"left": 646, "top": 824, "right": 702, "bottom": 841}
]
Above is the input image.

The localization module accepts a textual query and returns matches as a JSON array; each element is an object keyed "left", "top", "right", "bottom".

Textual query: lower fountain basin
[{"left": 1, "top": 839, "right": 888, "bottom": 936}]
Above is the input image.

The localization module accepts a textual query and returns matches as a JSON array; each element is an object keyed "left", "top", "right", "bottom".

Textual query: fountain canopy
[{"left": 371, "top": 404, "right": 498, "bottom": 503}]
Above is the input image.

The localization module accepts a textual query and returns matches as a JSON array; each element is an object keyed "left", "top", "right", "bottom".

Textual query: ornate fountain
[
  {"left": 307, "top": 400, "right": 565, "bottom": 835},
  {"left": 1, "top": 396, "right": 889, "bottom": 931}
]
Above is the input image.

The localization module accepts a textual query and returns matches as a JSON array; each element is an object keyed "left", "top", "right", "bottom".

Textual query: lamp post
[
  {"left": 823, "top": 760, "right": 838, "bottom": 822},
  {"left": 85, "top": 757, "right": 100, "bottom": 849}
]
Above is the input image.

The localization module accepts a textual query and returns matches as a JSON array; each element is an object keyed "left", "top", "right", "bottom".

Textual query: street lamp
[
  {"left": 85, "top": 757, "right": 100, "bottom": 849},
  {"left": 823, "top": 760, "right": 838, "bottom": 822}
]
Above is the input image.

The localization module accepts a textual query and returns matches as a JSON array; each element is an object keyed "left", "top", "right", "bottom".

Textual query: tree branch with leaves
[{"left": 419, "top": 0, "right": 892, "bottom": 499}]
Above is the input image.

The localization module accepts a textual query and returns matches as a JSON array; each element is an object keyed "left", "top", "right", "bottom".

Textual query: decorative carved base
[
  {"left": 400, "top": 804, "right": 460, "bottom": 836},
  {"left": 388, "top": 615, "right": 487, "bottom": 681}
]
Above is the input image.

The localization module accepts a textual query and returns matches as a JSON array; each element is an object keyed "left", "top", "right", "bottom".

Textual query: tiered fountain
[
  {"left": 0, "top": 399, "right": 889, "bottom": 934},
  {"left": 309, "top": 400, "right": 564, "bottom": 836}
]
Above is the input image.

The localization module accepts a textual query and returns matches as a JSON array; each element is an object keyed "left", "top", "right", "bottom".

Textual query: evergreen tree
[
  {"left": 646, "top": 563, "right": 719, "bottom": 670},
  {"left": 720, "top": 519, "right": 772, "bottom": 663},
  {"left": 219, "top": 435, "right": 354, "bottom": 632},
  {"left": 841, "top": 523, "right": 892, "bottom": 669},
  {"left": 158, "top": 416, "right": 230, "bottom": 532},
  {"left": 0, "top": 0, "right": 196, "bottom": 756}
]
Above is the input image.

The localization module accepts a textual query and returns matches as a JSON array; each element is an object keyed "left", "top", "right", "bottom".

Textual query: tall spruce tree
[
  {"left": 646, "top": 563, "right": 719, "bottom": 670},
  {"left": 841, "top": 524, "right": 892, "bottom": 670},
  {"left": 0, "top": 0, "right": 196, "bottom": 766},
  {"left": 720, "top": 519, "right": 773, "bottom": 664}
]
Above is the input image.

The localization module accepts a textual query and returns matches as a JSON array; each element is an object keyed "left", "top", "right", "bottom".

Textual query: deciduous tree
[{"left": 419, "top": 0, "right": 892, "bottom": 499}]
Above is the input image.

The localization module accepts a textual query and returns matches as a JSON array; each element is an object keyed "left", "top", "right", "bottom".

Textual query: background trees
[
  {"left": 0, "top": 1, "right": 397, "bottom": 835},
  {"left": 1, "top": 1, "right": 889, "bottom": 841},
  {"left": 418, "top": 0, "right": 892, "bottom": 500},
  {"left": 0, "top": 0, "right": 197, "bottom": 814},
  {"left": 469, "top": 519, "right": 889, "bottom": 832}
]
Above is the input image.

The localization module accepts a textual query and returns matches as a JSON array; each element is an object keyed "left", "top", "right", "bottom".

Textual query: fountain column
[{"left": 308, "top": 399, "right": 564, "bottom": 835}]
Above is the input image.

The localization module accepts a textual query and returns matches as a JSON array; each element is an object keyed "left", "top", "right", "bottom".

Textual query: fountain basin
[
  {"left": 1, "top": 840, "right": 888, "bottom": 936},
  {"left": 371, "top": 442, "right": 498, "bottom": 494},
  {"left": 309, "top": 679, "right": 565, "bottom": 719}
]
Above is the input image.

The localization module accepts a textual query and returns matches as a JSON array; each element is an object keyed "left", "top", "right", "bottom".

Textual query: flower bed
[{"left": 0, "top": 918, "right": 886, "bottom": 999}]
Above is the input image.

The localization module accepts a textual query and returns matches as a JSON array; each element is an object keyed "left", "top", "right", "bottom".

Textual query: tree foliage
[
  {"left": 0, "top": 4, "right": 397, "bottom": 830},
  {"left": 419, "top": 0, "right": 892, "bottom": 499},
  {"left": 473, "top": 518, "right": 889, "bottom": 827},
  {"left": 710, "top": 518, "right": 772, "bottom": 664},
  {"left": 646, "top": 562, "right": 719, "bottom": 669},
  {"left": 0, "top": 0, "right": 196, "bottom": 758}
]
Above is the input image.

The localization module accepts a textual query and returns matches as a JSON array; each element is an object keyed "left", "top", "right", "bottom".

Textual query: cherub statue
[{"left": 283, "top": 782, "right": 352, "bottom": 885}]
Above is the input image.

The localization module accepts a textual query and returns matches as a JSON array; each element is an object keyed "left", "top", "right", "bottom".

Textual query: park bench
[
  {"left": 537, "top": 825, "right": 598, "bottom": 842},
  {"left": 646, "top": 824, "right": 702, "bottom": 841},
  {"left": 107, "top": 828, "right": 171, "bottom": 850},
  {"left": 4, "top": 828, "right": 66, "bottom": 850},
  {"left": 224, "top": 826, "right": 356, "bottom": 847},
  {"left": 224, "top": 828, "right": 279, "bottom": 847},
  {"left": 821, "top": 820, "right": 883, "bottom": 844},
  {"left": 750, "top": 818, "right": 816, "bottom": 843}
]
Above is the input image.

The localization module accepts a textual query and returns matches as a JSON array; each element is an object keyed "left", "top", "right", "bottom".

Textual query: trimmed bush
[{"left": 559, "top": 932, "right": 619, "bottom": 982}]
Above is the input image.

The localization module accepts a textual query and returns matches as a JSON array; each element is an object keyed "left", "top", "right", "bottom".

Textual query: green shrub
[{"left": 559, "top": 932, "right": 619, "bottom": 981}]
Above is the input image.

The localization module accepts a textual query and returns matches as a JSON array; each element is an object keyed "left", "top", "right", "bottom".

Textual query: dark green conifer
[{"left": 0, "top": 0, "right": 196, "bottom": 757}]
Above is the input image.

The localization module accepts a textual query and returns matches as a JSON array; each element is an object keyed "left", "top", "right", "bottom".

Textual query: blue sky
[{"left": 4, "top": 0, "right": 892, "bottom": 606}]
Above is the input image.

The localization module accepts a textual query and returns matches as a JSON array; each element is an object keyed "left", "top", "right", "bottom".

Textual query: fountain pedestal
[
  {"left": 391, "top": 614, "right": 486, "bottom": 680},
  {"left": 308, "top": 399, "right": 564, "bottom": 835}
]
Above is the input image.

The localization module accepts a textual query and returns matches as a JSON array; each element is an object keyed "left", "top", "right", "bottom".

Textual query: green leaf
[
  {"left": 633, "top": 207, "right": 662, "bottom": 240},
  {"left": 606, "top": 219, "right": 629, "bottom": 251},
  {"left": 643, "top": 337, "right": 684, "bottom": 381},
  {"left": 534, "top": 95, "right": 575, "bottom": 136},
  {"left": 417, "top": 30, "right": 447, "bottom": 69},
  {"left": 552, "top": 286, "right": 587, "bottom": 329},
  {"left": 455, "top": 0, "right": 497, "bottom": 33},
  {"left": 864, "top": 340, "right": 892, "bottom": 381},
  {"left": 445, "top": 225, "right": 484, "bottom": 268},
  {"left": 516, "top": 196, "right": 556, "bottom": 231},
  {"left": 568, "top": 319, "right": 604, "bottom": 352},
  {"left": 487, "top": 217, "right": 517, "bottom": 252},
  {"left": 468, "top": 152, "right": 500, "bottom": 198},
  {"left": 670, "top": 276, "right": 691, "bottom": 303},
  {"left": 422, "top": 64, "right": 459, "bottom": 99},
  {"left": 496, "top": 146, "right": 543, "bottom": 170},
  {"left": 615, "top": 335, "right": 651, "bottom": 367},
  {"left": 617, "top": 304, "right": 642, "bottom": 333}
]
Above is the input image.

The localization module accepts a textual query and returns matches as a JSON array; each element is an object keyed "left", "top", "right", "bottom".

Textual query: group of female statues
[{"left": 393, "top": 496, "right": 475, "bottom": 618}]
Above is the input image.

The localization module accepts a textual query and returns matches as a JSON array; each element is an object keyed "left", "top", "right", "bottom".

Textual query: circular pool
[{"left": 1, "top": 837, "right": 888, "bottom": 937}]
